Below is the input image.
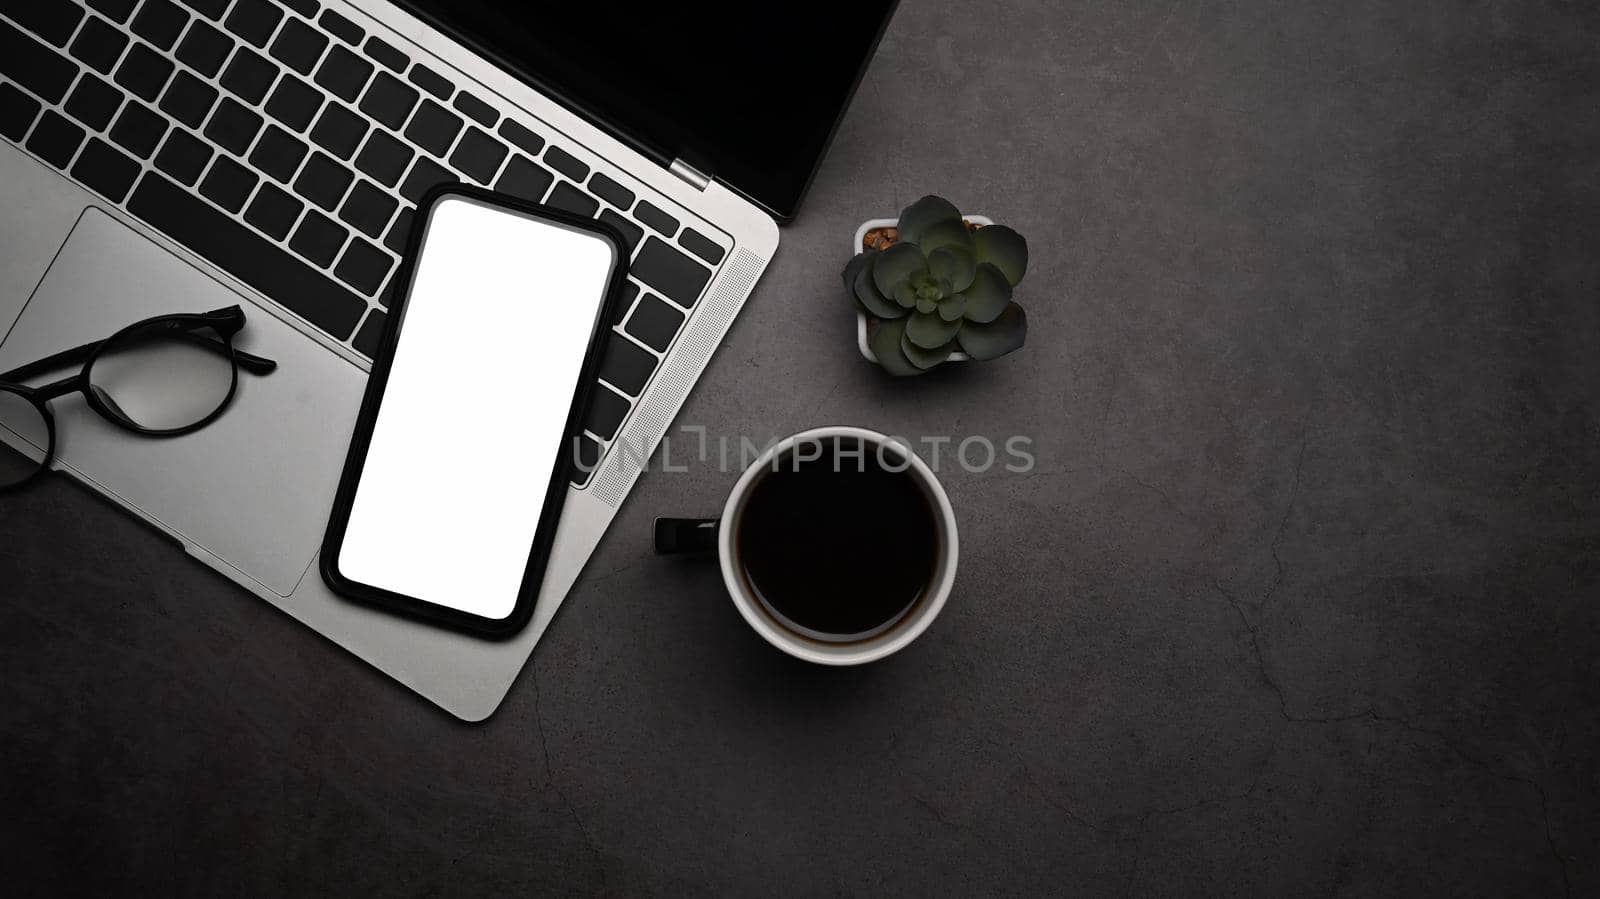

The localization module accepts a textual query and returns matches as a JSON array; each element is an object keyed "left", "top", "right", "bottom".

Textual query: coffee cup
[{"left": 655, "top": 426, "right": 958, "bottom": 665}]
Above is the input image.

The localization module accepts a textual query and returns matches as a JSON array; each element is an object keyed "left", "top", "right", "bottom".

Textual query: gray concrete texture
[{"left": 3, "top": 0, "right": 1597, "bottom": 895}]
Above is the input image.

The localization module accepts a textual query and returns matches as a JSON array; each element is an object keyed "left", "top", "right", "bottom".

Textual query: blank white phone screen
[{"left": 339, "top": 195, "right": 616, "bottom": 620}]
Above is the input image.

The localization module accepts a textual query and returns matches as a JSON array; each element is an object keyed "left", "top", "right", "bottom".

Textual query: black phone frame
[{"left": 320, "top": 183, "right": 629, "bottom": 640}]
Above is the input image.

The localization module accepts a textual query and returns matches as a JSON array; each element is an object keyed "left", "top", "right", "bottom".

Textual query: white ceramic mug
[{"left": 655, "top": 426, "right": 959, "bottom": 665}]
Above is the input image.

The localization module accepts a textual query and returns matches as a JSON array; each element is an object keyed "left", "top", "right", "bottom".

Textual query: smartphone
[{"left": 321, "top": 185, "right": 626, "bottom": 638}]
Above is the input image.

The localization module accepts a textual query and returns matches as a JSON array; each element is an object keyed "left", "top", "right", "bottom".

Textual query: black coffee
[{"left": 737, "top": 437, "right": 939, "bottom": 639}]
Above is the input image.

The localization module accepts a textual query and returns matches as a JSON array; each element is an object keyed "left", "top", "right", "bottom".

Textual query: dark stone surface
[{"left": 3, "top": 0, "right": 1598, "bottom": 894}]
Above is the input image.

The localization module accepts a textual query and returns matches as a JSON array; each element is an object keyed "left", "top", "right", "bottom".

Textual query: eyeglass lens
[
  {"left": 0, "top": 387, "right": 49, "bottom": 488},
  {"left": 87, "top": 325, "right": 237, "bottom": 432}
]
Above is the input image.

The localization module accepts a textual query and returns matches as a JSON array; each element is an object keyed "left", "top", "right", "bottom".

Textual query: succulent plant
[{"left": 844, "top": 195, "right": 1029, "bottom": 375}]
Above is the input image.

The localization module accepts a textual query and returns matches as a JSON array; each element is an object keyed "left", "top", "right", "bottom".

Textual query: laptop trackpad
[{"left": 0, "top": 209, "right": 366, "bottom": 596}]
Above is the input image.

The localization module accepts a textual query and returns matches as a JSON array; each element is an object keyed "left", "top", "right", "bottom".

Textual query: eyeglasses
[{"left": 0, "top": 305, "right": 276, "bottom": 493}]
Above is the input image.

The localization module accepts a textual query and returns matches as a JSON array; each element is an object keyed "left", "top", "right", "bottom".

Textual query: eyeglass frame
[{"left": 0, "top": 305, "right": 276, "bottom": 493}]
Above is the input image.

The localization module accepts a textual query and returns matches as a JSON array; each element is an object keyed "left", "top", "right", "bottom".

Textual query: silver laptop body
[{"left": 0, "top": 0, "right": 778, "bottom": 720}]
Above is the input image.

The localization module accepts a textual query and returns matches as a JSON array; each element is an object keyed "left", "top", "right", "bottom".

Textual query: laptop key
[
  {"left": 319, "top": 9, "right": 363, "bottom": 45},
  {"left": 452, "top": 91, "right": 496, "bottom": 128},
  {"left": 398, "top": 155, "right": 453, "bottom": 203},
  {"left": 407, "top": 64, "right": 452, "bottom": 99},
  {"left": 383, "top": 207, "right": 413, "bottom": 255},
  {"left": 270, "top": 17, "right": 328, "bottom": 76},
  {"left": 175, "top": 20, "right": 233, "bottom": 77},
  {"left": 132, "top": 0, "right": 190, "bottom": 51},
  {"left": 0, "top": 83, "right": 42, "bottom": 141},
  {"left": 359, "top": 71, "right": 416, "bottom": 131},
  {"left": 376, "top": 278, "right": 400, "bottom": 309},
  {"left": 631, "top": 237, "right": 711, "bottom": 308},
  {"left": 160, "top": 71, "right": 219, "bottom": 129},
  {"left": 497, "top": 119, "right": 543, "bottom": 156},
  {"left": 249, "top": 124, "right": 307, "bottom": 181},
  {"left": 281, "top": 0, "right": 319, "bottom": 17},
  {"left": 544, "top": 181, "right": 597, "bottom": 217},
  {"left": 244, "top": 182, "right": 303, "bottom": 240},
  {"left": 69, "top": 17, "right": 130, "bottom": 75},
  {"left": 310, "top": 102, "right": 367, "bottom": 159},
  {"left": 624, "top": 293, "right": 685, "bottom": 354},
  {"left": 404, "top": 100, "right": 461, "bottom": 157},
  {"left": 583, "top": 386, "right": 630, "bottom": 441},
  {"left": 679, "top": 227, "right": 725, "bottom": 265},
  {"left": 338, "top": 180, "right": 396, "bottom": 238},
  {"left": 588, "top": 172, "right": 633, "bottom": 211},
  {"left": 266, "top": 74, "right": 322, "bottom": 130},
  {"left": 314, "top": 44, "right": 372, "bottom": 104},
  {"left": 153, "top": 129, "right": 212, "bottom": 184},
  {"left": 334, "top": 238, "right": 391, "bottom": 295},
  {"left": 363, "top": 36, "right": 406, "bottom": 73},
  {"left": 449, "top": 127, "right": 506, "bottom": 184},
  {"left": 353, "top": 128, "right": 412, "bottom": 186},
  {"left": 597, "top": 335, "right": 658, "bottom": 397},
  {"left": 597, "top": 209, "right": 642, "bottom": 253},
  {"left": 65, "top": 75, "right": 126, "bottom": 131},
  {"left": 220, "top": 48, "right": 277, "bottom": 103},
  {"left": 111, "top": 101, "right": 168, "bottom": 158},
  {"left": 611, "top": 279, "right": 639, "bottom": 326},
  {"left": 493, "top": 155, "right": 552, "bottom": 203},
  {"left": 0, "top": 19, "right": 78, "bottom": 105},
  {"left": 177, "top": 0, "right": 230, "bottom": 21},
  {"left": 8, "top": 2, "right": 85, "bottom": 47},
  {"left": 128, "top": 172, "right": 367, "bottom": 339},
  {"left": 87, "top": 0, "right": 138, "bottom": 26},
  {"left": 116, "top": 43, "right": 176, "bottom": 102},
  {"left": 543, "top": 145, "right": 587, "bottom": 182},
  {"left": 204, "top": 97, "right": 261, "bottom": 155},
  {"left": 289, "top": 209, "right": 347, "bottom": 267},
  {"left": 294, "top": 151, "right": 352, "bottom": 211},
  {"left": 198, "top": 154, "right": 258, "bottom": 213},
  {"left": 633, "top": 200, "right": 678, "bottom": 238},
  {"left": 26, "top": 111, "right": 85, "bottom": 168},
  {"left": 71, "top": 137, "right": 140, "bottom": 203},
  {"left": 352, "top": 309, "right": 384, "bottom": 357},
  {"left": 224, "top": 0, "right": 282, "bottom": 48}
]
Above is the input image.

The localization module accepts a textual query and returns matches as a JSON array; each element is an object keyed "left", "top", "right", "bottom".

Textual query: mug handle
[{"left": 654, "top": 517, "right": 719, "bottom": 554}]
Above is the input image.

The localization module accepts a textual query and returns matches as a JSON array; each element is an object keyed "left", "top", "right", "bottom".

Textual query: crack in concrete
[
  {"left": 1119, "top": 816, "right": 1148, "bottom": 897},
  {"left": 1116, "top": 728, "right": 1290, "bottom": 898},
  {"left": 1096, "top": 360, "right": 1123, "bottom": 468},
  {"left": 1120, "top": 781, "right": 1265, "bottom": 898},
  {"left": 1137, "top": 0, "right": 1189, "bottom": 67},
  {"left": 531, "top": 667, "right": 553, "bottom": 786},
  {"left": 810, "top": 379, "right": 843, "bottom": 417},
  {"left": 1208, "top": 582, "right": 1572, "bottom": 897},
  {"left": 911, "top": 794, "right": 956, "bottom": 829},
  {"left": 530, "top": 668, "right": 608, "bottom": 890},
  {"left": 1261, "top": 433, "right": 1308, "bottom": 609},
  {"left": 583, "top": 559, "right": 639, "bottom": 589},
  {"left": 1202, "top": 428, "right": 1570, "bottom": 896},
  {"left": 1538, "top": 783, "right": 1573, "bottom": 899},
  {"left": 1116, "top": 467, "right": 1203, "bottom": 532},
  {"left": 1364, "top": 712, "right": 1573, "bottom": 899},
  {"left": 1019, "top": 766, "right": 1111, "bottom": 834},
  {"left": 1003, "top": 740, "right": 1280, "bottom": 894},
  {"left": 1211, "top": 578, "right": 1372, "bottom": 727}
]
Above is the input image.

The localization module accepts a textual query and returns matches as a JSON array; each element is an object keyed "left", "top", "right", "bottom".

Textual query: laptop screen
[{"left": 395, "top": 2, "right": 899, "bottom": 221}]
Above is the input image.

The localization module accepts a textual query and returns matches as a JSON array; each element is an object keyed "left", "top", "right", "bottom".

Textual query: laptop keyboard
[{"left": 0, "top": 0, "right": 733, "bottom": 486}]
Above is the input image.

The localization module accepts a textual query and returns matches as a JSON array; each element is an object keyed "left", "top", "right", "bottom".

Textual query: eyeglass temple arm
[
  {"left": 173, "top": 330, "right": 278, "bottom": 374},
  {"left": 0, "top": 340, "right": 103, "bottom": 383},
  {"left": 0, "top": 323, "right": 277, "bottom": 383}
]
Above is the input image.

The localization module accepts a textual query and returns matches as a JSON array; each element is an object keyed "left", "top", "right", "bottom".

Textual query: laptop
[{"left": 0, "top": 0, "right": 897, "bottom": 720}]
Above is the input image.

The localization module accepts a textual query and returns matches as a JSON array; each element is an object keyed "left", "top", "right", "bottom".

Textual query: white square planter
[{"left": 854, "top": 214, "right": 994, "bottom": 364}]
